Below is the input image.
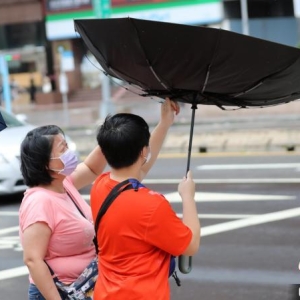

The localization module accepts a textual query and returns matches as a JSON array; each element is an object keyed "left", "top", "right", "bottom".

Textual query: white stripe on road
[
  {"left": 164, "top": 192, "right": 294, "bottom": 202},
  {"left": 0, "top": 211, "right": 18, "bottom": 216},
  {"left": 201, "top": 207, "right": 300, "bottom": 236},
  {"left": 197, "top": 163, "right": 300, "bottom": 170},
  {"left": 83, "top": 192, "right": 295, "bottom": 203},
  {"left": 0, "top": 266, "right": 28, "bottom": 280},
  {"left": 177, "top": 214, "right": 257, "bottom": 219},
  {"left": 144, "top": 178, "right": 300, "bottom": 184},
  {"left": 0, "top": 226, "right": 19, "bottom": 235}
]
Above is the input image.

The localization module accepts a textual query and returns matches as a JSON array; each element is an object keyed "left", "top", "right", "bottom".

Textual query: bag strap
[
  {"left": 67, "top": 191, "right": 99, "bottom": 252},
  {"left": 45, "top": 191, "right": 93, "bottom": 281},
  {"left": 66, "top": 191, "right": 86, "bottom": 218},
  {"left": 94, "top": 179, "right": 144, "bottom": 254}
]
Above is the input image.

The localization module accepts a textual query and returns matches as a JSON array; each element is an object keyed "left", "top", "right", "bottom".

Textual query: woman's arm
[
  {"left": 71, "top": 146, "right": 107, "bottom": 190},
  {"left": 141, "top": 98, "right": 179, "bottom": 180},
  {"left": 23, "top": 222, "right": 61, "bottom": 300}
]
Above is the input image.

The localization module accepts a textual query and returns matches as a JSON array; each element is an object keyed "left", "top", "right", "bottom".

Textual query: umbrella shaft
[{"left": 186, "top": 104, "right": 197, "bottom": 174}]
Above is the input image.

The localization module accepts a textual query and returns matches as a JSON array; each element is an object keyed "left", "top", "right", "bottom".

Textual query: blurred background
[
  {"left": 0, "top": 0, "right": 299, "bottom": 108},
  {"left": 0, "top": 0, "right": 300, "bottom": 154}
]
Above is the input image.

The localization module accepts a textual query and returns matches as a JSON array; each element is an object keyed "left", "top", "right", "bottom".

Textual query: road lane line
[
  {"left": 164, "top": 192, "right": 294, "bottom": 202},
  {"left": 197, "top": 163, "right": 300, "bottom": 170},
  {"left": 83, "top": 192, "right": 295, "bottom": 202},
  {"left": 144, "top": 178, "right": 300, "bottom": 184},
  {"left": 177, "top": 214, "right": 257, "bottom": 219},
  {"left": 0, "top": 226, "right": 19, "bottom": 235},
  {"left": 0, "top": 266, "right": 28, "bottom": 280},
  {"left": 0, "top": 212, "right": 18, "bottom": 216},
  {"left": 201, "top": 207, "right": 300, "bottom": 236},
  {"left": 183, "top": 266, "right": 300, "bottom": 285}
]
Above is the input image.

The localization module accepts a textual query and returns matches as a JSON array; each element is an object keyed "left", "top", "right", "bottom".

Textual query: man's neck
[{"left": 110, "top": 165, "right": 141, "bottom": 182}]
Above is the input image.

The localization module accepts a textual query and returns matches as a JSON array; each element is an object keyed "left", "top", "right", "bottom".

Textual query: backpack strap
[{"left": 94, "top": 178, "right": 144, "bottom": 254}]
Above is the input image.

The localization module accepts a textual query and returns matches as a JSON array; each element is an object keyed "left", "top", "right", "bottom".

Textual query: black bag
[{"left": 94, "top": 178, "right": 181, "bottom": 286}]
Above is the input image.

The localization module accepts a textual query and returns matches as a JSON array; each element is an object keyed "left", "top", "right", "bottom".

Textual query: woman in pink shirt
[{"left": 19, "top": 125, "right": 107, "bottom": 300}]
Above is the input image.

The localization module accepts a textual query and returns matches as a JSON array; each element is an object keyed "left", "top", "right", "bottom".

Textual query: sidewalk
[{"left": 11, "top": 91, "right": 300, "bottom": 154}]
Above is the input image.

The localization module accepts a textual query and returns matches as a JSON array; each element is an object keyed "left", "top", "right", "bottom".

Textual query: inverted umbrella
[
  {"left": 74, "top": 17, "right": 300, "bottom": 273},
  {"left": 0, "top": 111, "right": 7, "bottom": 132}
]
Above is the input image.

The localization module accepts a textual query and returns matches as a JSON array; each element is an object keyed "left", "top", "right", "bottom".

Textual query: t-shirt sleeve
[
  {"left": 20, "top": 194, "right": 56, "bottom": 232},
  {"left": 143, "top": 197, "right": 192, "bottom": 256}
]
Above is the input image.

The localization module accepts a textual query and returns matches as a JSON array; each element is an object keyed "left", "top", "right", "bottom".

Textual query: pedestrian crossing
[{"left": 0, "top": 186, "right": 299, "bottom": 281}]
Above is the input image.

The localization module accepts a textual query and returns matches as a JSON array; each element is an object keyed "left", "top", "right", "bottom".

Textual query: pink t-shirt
[{"left": 19, "top": 177, "right": 96, "bottom": 284}]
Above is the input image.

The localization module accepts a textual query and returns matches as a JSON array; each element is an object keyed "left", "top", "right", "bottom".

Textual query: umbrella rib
[
  {"left": 201, "top": 65, "right": 211, "bottom": 93},
  {"left": 232, "top": 81, "right": 263, "bottom": 98},
  {"left": 130, "top": 18, "right": 171, "bottom": 91},
  {"left": 75, "top": 22, "right": 148, "bottom": 90}
]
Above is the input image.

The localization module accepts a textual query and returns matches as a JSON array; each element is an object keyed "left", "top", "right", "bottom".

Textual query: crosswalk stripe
[
  {"left": 201, "top": 207, "right": 300, "bottom": 236},
  {"left": 82, "top": 192, "right": 295, "bottom": 203},
  {"left": 197, "top": 163, "right": 300, "bottom": 170}
]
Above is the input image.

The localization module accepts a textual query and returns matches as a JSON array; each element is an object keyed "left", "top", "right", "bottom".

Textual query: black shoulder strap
[{"left": 94, "top": 179, "right": 135, "bottom": 254}]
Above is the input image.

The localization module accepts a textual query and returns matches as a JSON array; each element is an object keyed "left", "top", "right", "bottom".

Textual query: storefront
[{"left": 44, "top": 0, "right": 223, "bottom": 93}]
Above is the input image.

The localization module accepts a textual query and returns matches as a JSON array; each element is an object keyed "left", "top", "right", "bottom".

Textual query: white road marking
[
  {"left": 163, "top": 192, "right": 294, "bottom": 202},
  {"left": 197, "top": 163, "right": 300, "bottom": 170},
  {"left": 83, "top": 192, "right": 295, "bottom": 203},
  {"left": 177, "top": 214, "right": 257, "bottom": 219},
  {"left": 143, "top": 178, "right": 300, "bottom": 184},
  {"left": 0, "top": 211, "right": 18, "bottom": 216},
  {"left": 0, "top": 236, "right": 21, "bottom": 250},
  {"left": 201, "top": 207, "right": 300, "bottom": 236},
  {"left": 0, "top": 266, "right": 28, "bottom": 280},
  {"left": 0, "top": 226, "right": 19, "bottom": 235}
]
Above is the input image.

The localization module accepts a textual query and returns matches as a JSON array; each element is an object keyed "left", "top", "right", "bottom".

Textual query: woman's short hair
[
  {"left": 20, "top": 125, "right": 65, "bottom": 187},
  {"left": 97, "top": 113, "right": 150, "bottom": 169}
]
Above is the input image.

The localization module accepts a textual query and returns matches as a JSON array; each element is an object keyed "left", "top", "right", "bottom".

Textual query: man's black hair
[
  {"left": 97, "top": 113, "right": 150, "bottom": 169},
  {"left": 20, "top": 125, "right": 65, "bottom": 187}
]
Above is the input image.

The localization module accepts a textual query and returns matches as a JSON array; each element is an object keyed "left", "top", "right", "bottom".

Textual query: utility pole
[
  {"left": 0, "top": 54, "right": 12, "bottom": 113},
  {"left": 92, "top": 0, "right": 113, "bottom": 121},
  {"left": 58, "top": 46, "right": 70, "bottom": 127},
  {"left": 241, "top": 0, "right": 249, "bottom": 35}
]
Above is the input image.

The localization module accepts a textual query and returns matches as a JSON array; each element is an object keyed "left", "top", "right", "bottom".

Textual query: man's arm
[{"left": 141, "top": 98, "right": 179, "bottom": 179}]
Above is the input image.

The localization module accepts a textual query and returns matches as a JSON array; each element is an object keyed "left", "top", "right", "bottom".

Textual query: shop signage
[{"left": 45, "top": 0, "right": 92, "bottom": 13}]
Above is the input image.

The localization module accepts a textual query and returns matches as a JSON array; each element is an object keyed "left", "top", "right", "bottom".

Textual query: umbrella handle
[{"left": 178, "top": 255, "right": 192, "bottom": 274}]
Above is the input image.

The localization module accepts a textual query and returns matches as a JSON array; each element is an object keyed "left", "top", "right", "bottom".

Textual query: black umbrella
[
  {"left": 0, "top": 111, "right": 7, "bottom": 132},
  {"left": 74, "top": 17, "right": 300, "bottom": 273}
]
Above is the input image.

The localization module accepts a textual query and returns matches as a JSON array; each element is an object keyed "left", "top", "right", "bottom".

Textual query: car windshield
[{"left": 1, "top": 109, "right": 24, "bottom": 128}]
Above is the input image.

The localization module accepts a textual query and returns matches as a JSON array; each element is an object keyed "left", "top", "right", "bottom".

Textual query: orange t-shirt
[{"left": 90, "top": 172, "right": 192, "bottom": 300}]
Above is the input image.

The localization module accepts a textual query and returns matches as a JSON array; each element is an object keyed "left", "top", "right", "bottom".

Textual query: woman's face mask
[{"left": 50, "top": 149, "right": 78, "bottom": 176}]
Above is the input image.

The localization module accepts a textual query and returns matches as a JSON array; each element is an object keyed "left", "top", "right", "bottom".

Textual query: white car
[{"left": 0, "top": 107, "right": 77, "bottom": 196}]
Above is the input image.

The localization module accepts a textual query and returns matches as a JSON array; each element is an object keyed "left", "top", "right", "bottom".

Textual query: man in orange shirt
[{"left": 91, "top": 98, "right": 200, "bottom": 300}]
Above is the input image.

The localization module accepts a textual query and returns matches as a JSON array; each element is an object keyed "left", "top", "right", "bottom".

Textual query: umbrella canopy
[
  {"left": 74, "top": 18, "right": 300, "bottom": 275},
  {"left": 74, "top": 17, "right": 300, "bottom": 108},
  {"left": 0, "top": 111, "right": 7, "bottom": 132}
]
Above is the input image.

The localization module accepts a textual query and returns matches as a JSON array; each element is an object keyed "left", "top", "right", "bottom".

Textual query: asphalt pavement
[{"left": 11, "top": 93, "right": 300, "bottom": 155}]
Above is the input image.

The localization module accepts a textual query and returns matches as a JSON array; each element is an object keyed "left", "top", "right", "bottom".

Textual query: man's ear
[{"left": 141, "top": 146, "right": 148, "bottom": 158}]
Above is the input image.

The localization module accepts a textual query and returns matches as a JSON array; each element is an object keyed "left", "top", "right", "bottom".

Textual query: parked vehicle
[{"left": 0, "top": 107, "right": 77, "bottom": 196}]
